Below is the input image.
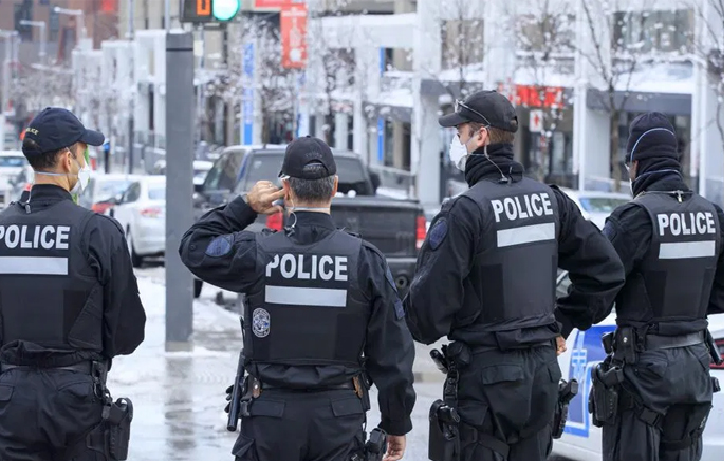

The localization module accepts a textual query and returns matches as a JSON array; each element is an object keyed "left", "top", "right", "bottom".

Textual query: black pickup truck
[{"left": 192, "top": 145, "right": 426, "bottom": 300}]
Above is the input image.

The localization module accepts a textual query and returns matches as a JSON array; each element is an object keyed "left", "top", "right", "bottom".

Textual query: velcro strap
[
  {"left": 661, "top": 434, "right": 695, "bottom": 451},
  {"left": 461, "top": 424, "right": 509, "bottom": 458},
  {"left": 477, "top": 433, "right": 510, "bottom": 458}
]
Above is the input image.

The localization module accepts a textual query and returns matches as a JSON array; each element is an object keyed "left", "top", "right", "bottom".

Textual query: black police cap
[
  {"left": 439, "top": 90, "right": 519, "bottom": 133},
  {"left": 22, "top": 107, "right": 105, "bottom": 157},
  {"left": 279, "top": 136, "right": 337, "bottom": 179}
]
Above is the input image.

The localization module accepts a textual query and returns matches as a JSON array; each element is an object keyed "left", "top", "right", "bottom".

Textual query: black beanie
[{"left": 625, "top": 112, "right": 679, "bottom": 164}]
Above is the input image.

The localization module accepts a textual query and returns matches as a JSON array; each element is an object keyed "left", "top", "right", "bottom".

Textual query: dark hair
[
  {"left": 468, "top": 122, "right": 516, "bottom": 145},
  {"left": 22, "top": 140, "right": 80, "bottom": 171},
  {"left": 288, "top": 162, "right": 335, "bottom": 203}
]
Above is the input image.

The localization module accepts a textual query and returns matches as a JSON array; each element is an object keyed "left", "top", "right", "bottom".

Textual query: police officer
[
  {"left": 588, "top": 112, "right": 724, "bottom": 461},
  {"left": 0, "top": 107, "right": 146, "bottom": 460},
  {"left": 404, "top": 90, "right": 625, "bottom": 461},
  {"left": 179, "top": 137, "right": 416, "bottom": 461}
]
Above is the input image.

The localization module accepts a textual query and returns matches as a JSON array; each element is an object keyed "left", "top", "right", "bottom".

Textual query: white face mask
[
  {"left": 73, "top": 163, "right": 91, "bottom": 194},
  {"left": 449, "top": 135, "right": 472, "bottom": 171}
]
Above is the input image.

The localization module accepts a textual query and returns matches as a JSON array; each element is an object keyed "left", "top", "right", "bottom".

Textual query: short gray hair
[{"left": 288, "top": 163, "right": 335, "bottom": 203}]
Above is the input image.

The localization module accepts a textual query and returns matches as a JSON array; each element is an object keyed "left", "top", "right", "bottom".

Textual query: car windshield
[
  {"left": 148, "top": 184, "right": 165, "bottom": 200},
  {"left": 238, "top": 153, "right": 371, "bottom": 195},
  {"left": 0, "top": 156, "right": 25, "bottom": 168},
  {"left": 578, "top": 197, "right": 630, "bottom": 213},
  {"left": 95, "top": 179, "right": 133, "bottom": 201},
  {"left": 193, "top": 168, "right": 209, "bottom": 180}
]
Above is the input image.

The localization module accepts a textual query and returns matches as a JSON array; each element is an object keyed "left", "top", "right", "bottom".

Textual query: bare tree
[
  {"left": 516, "top": 1, "right": 575, "bottom": 181},
  {"left": 437, "top": 0, "right": 486, "bottom": 100},
  {"left": 576, "top": 0, "right": 668, "bottom": 191},
  {"left": 692, "top": 0, "right": 724, "bottom": 156},
  {"left": 214, "top": 17, "right": 297, "bottom": 144}
]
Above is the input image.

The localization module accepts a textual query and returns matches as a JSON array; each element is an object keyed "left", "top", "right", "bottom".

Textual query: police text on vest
[
  {"left": 0, "top": 224, "right": 70, "bottom": 249},
  {"left": 657, "top": 212, "right": 716, "bottom": 237},
  {"left": 266, "top": 253, "right": 348, "bottom": 281},
  {"left": 491, "top": 193, "right": 554, "bottom": 223}
]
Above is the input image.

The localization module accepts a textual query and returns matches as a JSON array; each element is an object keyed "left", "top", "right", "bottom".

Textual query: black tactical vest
[
  {"left": 0, "top": 200, "right": 104, "bottom": 353},
  {"left": 616, "top": 191, "right": 720, "bottom": 331},
  {"left": 243, "top": 229, "right": 368, "bottom": 367},
  {"left": 461, "top": 178, "right": 560, "bottom": 332}
]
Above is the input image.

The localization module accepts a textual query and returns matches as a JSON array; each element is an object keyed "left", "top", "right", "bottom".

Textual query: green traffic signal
[{"left": 212, "top": 0, "right": 240, "bottom": 21}]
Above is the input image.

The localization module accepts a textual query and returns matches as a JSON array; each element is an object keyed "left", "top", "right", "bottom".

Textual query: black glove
[{"left": 224, "top": 384, "right": 234, "bottom": 414}]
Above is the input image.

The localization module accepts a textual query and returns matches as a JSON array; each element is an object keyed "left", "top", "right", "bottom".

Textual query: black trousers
[
  {"left": 0, "top": 367, "right": 108, "bottom": 461},
  {"left": 455, "top": 344, "right": 560, "bottom": 461},
  {"left": 233, "top": 388, "right": 367, "bottom": 461},
  {"left": 602, "top": 343, "right": 714, "bottom": 461}
]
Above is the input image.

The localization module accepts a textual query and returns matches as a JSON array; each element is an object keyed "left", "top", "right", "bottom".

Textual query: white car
[
  {"left": 560, "top": 189, "right": 631, "bottom": 230},
  {"left": 77, "top": 173, "right": 143, "bottom": 215},
  {"left": 112, "top": 175, "right": 166, "bottom": 267},
  {"left": 554, "top": 271, "right": 724, "bottom": 461},
  {"left": 0, "top": 151, "right": 27, "bottom": 206},
  {"left": 152, "top": 159, "right": 215, "bottom": 186}
]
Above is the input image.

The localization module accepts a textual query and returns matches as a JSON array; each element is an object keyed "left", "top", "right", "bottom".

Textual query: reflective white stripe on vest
[
  {"left": 265, "top": 285, "right": 347, "bottom": 307},
  {"left": 0, "top": 256, "right": 68, "bottom": 275},
  {"left": 497, "top": 222, "right": 555, "bottom": 248},
  {"left": 659, "top": 240, "right": 716, "bottom": 259}
]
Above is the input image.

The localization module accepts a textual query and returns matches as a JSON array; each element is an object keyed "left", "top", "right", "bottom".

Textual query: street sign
[
  {"left": 281, "top": 3, "right": 308, "bottom": 69},
  {"left": 181, "top": 0, "right": 240, "bottom": 24},
  {"left": 530, "top": 109, "right": 543, "bottom": 133}
]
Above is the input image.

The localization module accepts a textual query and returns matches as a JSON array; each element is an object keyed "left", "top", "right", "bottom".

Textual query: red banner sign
[
  {"left": 281, "top": 3, "right": 308, "bottom": 69},
  {"left": 255, "top": 0, "right": 305, "bottom": 8},
  {"left": 496, "top": 84, "right": 565, "bottom": 108}
]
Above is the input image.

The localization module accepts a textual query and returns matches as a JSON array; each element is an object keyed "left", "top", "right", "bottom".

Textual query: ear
[
  {"left": 332, "top": 175, "right": 339, "bottom": 197},
  {"left": 61, "top": 149, "right": 74, "bottom": 172},
  {"left": 282, "top": 179, "right": 292, "bottom": 200},
  {"left": 475, "top": 126, "right": 487, "bottom": 147}
]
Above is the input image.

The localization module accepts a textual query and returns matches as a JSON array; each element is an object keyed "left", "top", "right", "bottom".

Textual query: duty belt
[
  {"left": 645, "top": 331, "right": 705, "bottom": 350},
  {"left": 260, "top": 381, "right": 356, "bottom": 391},
  {"left": 0, "top": 361, "right": 96, "bottom": 374}
]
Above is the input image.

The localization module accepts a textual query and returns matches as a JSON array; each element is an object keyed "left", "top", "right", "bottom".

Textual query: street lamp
[{"left": 53, "top": 6, "right": 87, "bottom": 45}]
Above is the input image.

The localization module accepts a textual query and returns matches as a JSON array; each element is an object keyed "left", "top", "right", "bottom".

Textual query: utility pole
[{"left": 127, "top": 0, "right": 135, "bottom": 174}]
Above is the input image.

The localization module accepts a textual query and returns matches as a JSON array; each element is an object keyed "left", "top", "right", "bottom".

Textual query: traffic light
[{"left": 182, "top": 0, "right": 240, "bottom": 24}]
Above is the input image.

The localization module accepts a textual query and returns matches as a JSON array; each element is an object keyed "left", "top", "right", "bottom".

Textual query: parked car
[
  {"left": 152, "top": 159, "right": 214, "bottom": 186},
  {"left": 559, "top": 188, "right": 631, "bottom": 229},
  {"left": 0, "top": 151, "right": 27, "bottom": 206},
  {"left": 553, "top": 270, "right": 724, "bottom": 461},
  {"left": 77, "top": 173, "right": 143, "bottom": 215},
  {"left": 193, "top": 145, "right": 426, "bottom": 301},
  {"left": 112, "top": 175, "right": 166, "bottom": 268}
]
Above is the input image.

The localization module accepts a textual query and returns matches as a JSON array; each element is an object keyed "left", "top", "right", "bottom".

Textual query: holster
[
  {"left": 552, "top": 378, "right": 578, "bottom": 439},
  {"left": 428, "top": 399, "right": 461, "bottom": 461},
  {"left": 106, "top": 398, "right": 133, "bottom": 461},
  {"left": 706, "top": 330, "right": 723, "bottom": 367},
  {"left": 428, "top": 343, "right": 469, "bottom": 461},
  {"left": 350, "top": 428, "right": 388, "bottom": 461},
  {"left": 588, "top": 360, "right": 623, "bottom": 428}
]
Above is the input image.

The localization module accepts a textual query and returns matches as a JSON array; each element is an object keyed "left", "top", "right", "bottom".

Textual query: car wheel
[
  {"left": 126, "top": 227, "right": 144, "bottom": 268},
  {"left": 193, "top": 278, "right": 203, "bottom": 299}
]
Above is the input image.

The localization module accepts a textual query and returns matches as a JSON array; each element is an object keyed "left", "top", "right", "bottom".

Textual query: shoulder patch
[
  {"left": 394, "top": 298, "right": 405, "bottom": 320},
  {"left": 428, "top": 218, "right": 448, "bottom": 251},
  {"left": 602, "top": 220, "right": 617, "bottom": 240},
  {"left": 205, "top": 235, "right": 233, "bottom": 257}
]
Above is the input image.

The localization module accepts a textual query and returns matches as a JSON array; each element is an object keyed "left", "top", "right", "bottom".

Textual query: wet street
[{"left": 115, "top": 266, "right": 445, "bottom": 460}]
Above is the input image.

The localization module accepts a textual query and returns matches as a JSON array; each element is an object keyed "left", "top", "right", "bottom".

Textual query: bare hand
[
  {"left": 383, "top": 435, "right": 406, "bottom": 461},
  {"left": 246, "top": 181, "right": 285, "bottom": 215},
  {"left": 556, "top": 336, "right": 567, "bottom": 356}
]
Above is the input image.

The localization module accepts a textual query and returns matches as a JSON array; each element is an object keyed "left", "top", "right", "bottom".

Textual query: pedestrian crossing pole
[{"left": 165, "top": 30, "right": 194, "bottom": 352}]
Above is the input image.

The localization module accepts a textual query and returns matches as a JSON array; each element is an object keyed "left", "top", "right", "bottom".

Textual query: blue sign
[
  {"left": 376, "top": 48, "right": 386, "bottom": 163},
  {"left": 563, "top": 324, "right": 615, "bottom": 438},
  {"left": 242, "top": 42, "right": 255, "bottom": 145}
]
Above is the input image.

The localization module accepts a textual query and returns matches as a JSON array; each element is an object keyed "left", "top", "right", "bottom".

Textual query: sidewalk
[{"left": 110, "top": 274, "right": 442, "bottom": 460}]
